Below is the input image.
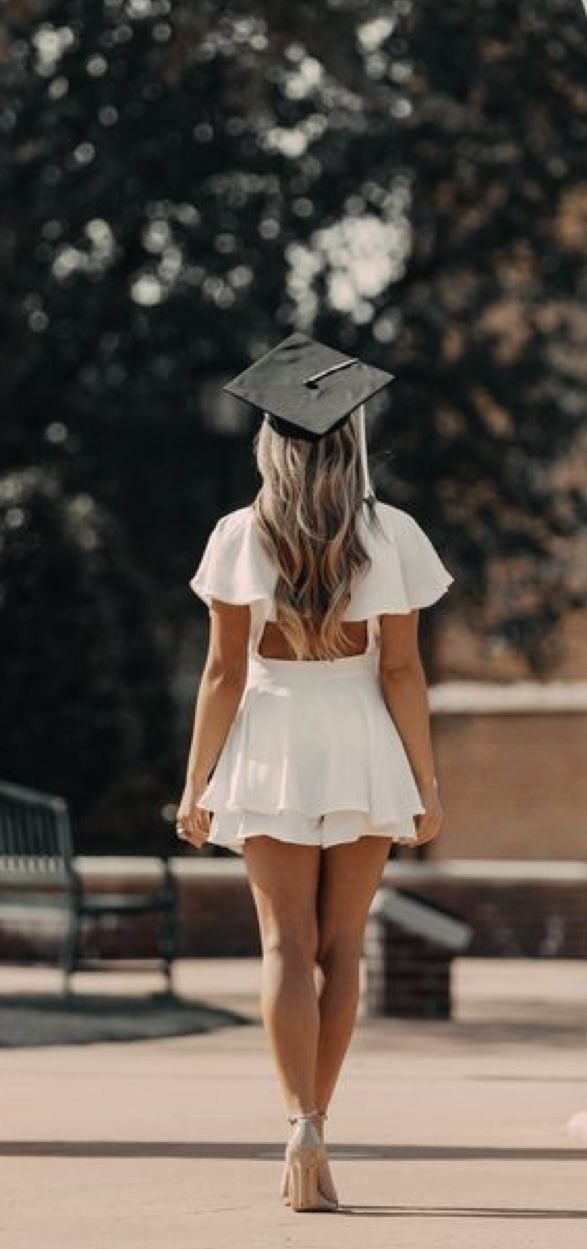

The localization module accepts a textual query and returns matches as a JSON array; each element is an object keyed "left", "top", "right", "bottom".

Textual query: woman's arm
[
  {"left": 176, "top": 599, "right": 249, "bottom": 848},
  {"left": 378, "top": 610, "right": 443, "bottom": 843},
  {"left": 183, "top": 599, "right": 250, "bottom": 792}
]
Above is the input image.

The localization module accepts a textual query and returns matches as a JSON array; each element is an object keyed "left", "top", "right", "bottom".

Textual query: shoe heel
[{"left": 289, "top": 1146, "right": 320, "bottom": 1211}]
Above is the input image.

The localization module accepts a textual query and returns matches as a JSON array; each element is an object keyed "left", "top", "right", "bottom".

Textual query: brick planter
[{"left": 363, "top": 887, "right": 472, "bottom": 1019}]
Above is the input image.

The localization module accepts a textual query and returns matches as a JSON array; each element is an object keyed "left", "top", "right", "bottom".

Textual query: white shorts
[{"left": 204, "top": 806, "right": 420, "bottom": 857}]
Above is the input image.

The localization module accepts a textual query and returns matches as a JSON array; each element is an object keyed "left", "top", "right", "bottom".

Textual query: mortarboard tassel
[{"left": 356, "top": 402, "right": 375, "bottom": 508}]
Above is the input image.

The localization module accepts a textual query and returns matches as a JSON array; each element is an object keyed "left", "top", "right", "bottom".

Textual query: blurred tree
[
  {"left": 1, "top": 0, "right": 403, "bottom": 597},
  {"left": 0, "top": 0, "right": 586, "bottom": 703},
  {"left": 0, "top": 468, "right": 177, "bottom": 850},
  {"left": 385, "top": 0, "right": 587, "bottom": 670}
]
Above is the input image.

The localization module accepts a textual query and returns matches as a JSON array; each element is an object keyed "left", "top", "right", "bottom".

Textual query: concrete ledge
[
  {"left": 382, "top": 859, "right": 587, "bottom": 882},
  {"left": 429, "top": 679, "right": 587, "bottom": 713},
  {"left": 69, "top": 855, "right": 587, "bottom": 882}
]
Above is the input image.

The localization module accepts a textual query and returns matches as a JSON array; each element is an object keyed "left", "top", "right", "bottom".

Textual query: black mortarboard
[{"left": 222, "top": 332, "right": 395, "bottom": 442}]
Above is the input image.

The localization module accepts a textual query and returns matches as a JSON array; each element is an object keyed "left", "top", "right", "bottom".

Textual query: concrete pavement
[{"left": 1, "top": 957, "right": 586, "bottom": 1248}]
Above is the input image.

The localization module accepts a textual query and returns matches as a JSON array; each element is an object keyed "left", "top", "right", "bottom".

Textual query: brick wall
[
  {"left": 1, "top": 858, "right": 585, "bottom": 964},
  {"left": 429, "top": 711, "right": 587, "bottom": 862}
]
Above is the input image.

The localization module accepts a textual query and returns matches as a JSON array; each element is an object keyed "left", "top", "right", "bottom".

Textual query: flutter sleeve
[
  {"left": 188, "top": 508, "right": 277, "bottom": 609},
  {"left": 346, "top": 501, "right": 455, "bottom": 618},
  {"left": 390, "top": 505, "right": 455, "bottom": 609}
]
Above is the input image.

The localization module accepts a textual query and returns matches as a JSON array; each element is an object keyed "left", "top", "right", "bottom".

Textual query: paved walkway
[{"left": 1, "top": 958, "right": 586, "bottom": 1248}]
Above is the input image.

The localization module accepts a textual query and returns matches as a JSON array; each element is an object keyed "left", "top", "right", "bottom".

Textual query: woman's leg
[
  {"left": 314, "top": 835, "right": 393, "bottom": 1117},
  {"left": 242, "top": 835, "right": 321, "bottom": 1115}
]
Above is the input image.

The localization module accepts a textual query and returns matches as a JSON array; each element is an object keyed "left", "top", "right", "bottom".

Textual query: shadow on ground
[{"left": 0, "top": 991, "right": 255, "bottom": 1048}]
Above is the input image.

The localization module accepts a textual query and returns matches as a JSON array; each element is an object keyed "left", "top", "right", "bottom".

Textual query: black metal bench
[{"left": 0, "top": 779, "right": 178, "bottom": 996}]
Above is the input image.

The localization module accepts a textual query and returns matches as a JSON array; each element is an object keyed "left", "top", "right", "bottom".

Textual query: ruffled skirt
[{"left": 197, "top": 648, "right": 426, "bottom": 857}]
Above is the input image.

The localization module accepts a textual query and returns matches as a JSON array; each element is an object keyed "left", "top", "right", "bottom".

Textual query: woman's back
[{"left": 257, "top": 617, "right": 371, "bottom": 661}]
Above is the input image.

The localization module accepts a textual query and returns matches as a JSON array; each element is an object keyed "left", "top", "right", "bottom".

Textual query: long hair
[{"left": 251, "top": 409, "right": 385, "bottom": 660}]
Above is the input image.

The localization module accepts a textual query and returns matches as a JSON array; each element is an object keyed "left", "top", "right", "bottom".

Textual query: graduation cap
[{"left": 223, "top": 332, "right": 395, "bottom": 503}]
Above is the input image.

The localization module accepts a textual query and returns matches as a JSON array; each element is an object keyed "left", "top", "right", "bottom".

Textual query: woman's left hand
[
  {"left": 413, "top": 779, "right": 444, "bottom": 845},
  {"left": 175, "top": 777, "right": 211, "bottom": 849}
]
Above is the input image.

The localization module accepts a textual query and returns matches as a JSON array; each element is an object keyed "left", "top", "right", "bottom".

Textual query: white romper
[{"left": 189, "top": 498, "right": 455, "bottom": 856}]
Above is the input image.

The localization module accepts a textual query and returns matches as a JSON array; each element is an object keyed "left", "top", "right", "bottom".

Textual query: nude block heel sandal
[
  {"left": 283, "top": 1110, "right": 338, "bottom": 1213},
  {"left": 281, "top": 1110, "right": 339, "bottom": 1208}
]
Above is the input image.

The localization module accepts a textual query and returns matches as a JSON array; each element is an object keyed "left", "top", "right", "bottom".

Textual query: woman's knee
[
  {"left": 262, "top": 921, "right": 319, "bottom": 969},
  {"left": 315, "top": 928, "right": 364, "bottom": 973}
]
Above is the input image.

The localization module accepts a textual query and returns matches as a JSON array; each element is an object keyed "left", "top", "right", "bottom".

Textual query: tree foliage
[
  {"left": 389, "top": 0, "right": 587, "bottom": 667},
  {"left": 0, "top": 468, "right": 176, "bottom": 849}
]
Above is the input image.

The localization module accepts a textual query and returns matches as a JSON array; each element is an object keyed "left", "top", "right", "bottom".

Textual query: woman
[{"left": 176, "top": 345, "right": 454, "bottom": 1212}]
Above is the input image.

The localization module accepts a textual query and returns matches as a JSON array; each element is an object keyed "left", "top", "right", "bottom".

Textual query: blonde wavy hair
[{"left": 251, "top": 409, "right": 385, "bottom": 660}]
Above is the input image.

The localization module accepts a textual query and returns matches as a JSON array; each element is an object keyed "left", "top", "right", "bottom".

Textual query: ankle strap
[{"left": 287, "top": 1108, "right": 328, "bottom": 1124}]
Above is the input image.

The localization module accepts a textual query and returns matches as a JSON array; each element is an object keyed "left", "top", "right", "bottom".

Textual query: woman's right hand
[
  {"left": 413, "top": 780, "right": 444, "bottom": 845},
  {"left": 175, "top": 777, "right": 211, "bottom": 850}
]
